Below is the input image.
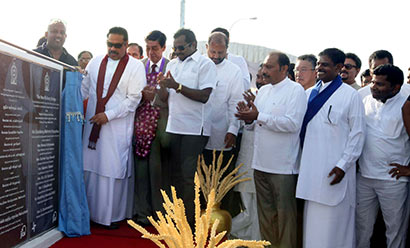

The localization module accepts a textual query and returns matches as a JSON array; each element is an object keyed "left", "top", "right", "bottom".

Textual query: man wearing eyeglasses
[
  {"left": 295, "top": 54, "right": 317, "bottom": 90},
  {"left": 81, "top": 26, "right": 146, "bottom": 229},
  {"left": 34, "top": 19, "right": 77, "bottom": 67},
  {"left": 341, "top": 53, "right": 362, "bottom": 90},
  {"left": 157, "top": 28, "right": 217, "bottom": 227}
]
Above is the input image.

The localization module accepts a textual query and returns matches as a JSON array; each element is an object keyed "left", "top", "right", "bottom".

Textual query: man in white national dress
[
  {"left": 296, "top": 48, "right": 366, "bottom": 248},
  {"left": 81, "top": 26, "right": 146, "bottom": 229}
]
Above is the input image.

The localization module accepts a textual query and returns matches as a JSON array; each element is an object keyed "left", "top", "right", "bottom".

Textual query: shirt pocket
[
  {"left": 177, "top": 72, "right": 198, "bottom": 89},
  {"left": 382, "top": 116, "right": 402, "bottom": 138},
  {"left": 323, "top": 106, "right": 341, "bottom": 125}
]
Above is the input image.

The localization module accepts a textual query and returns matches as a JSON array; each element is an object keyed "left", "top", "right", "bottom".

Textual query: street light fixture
[{"left": 229, "top": 17, "right": 258, "bottom": 32}]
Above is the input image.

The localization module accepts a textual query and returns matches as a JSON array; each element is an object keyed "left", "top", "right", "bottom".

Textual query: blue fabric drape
[
  {"left": 299, "top": 75, "right": 343, "bottom": 148},
  {"left": 58, "top": 71, "right": 90, "bottom": 237}
]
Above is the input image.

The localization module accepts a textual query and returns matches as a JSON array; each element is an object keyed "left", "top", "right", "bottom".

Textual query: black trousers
[{"left": 169, "top": 133, "right": 208, "bottom": 227}]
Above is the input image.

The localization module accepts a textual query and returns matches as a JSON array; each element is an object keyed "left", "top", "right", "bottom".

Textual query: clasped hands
[
  {"left": 235, "top": 90, "right": 259, "bottom": 123},
  {"left": 157, "top": 71, "right": 178, "bottom": 90}
]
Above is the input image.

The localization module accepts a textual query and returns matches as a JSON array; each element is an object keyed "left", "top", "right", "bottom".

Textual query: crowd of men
[{"left": 34, "top": 19, "right": 410, "bottom": 248}]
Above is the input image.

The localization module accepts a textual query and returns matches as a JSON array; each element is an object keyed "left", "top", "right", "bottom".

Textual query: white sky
[{"left": 1, "top": 0, "right": 409, "bottom": 74}]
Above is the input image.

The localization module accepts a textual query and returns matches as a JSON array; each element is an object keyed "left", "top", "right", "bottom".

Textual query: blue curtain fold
[{"left": 58, "top": 71, "right": 90, "bottom": 237}]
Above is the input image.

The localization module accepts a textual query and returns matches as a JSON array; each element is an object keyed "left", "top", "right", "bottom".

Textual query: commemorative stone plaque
[
  {"left": 29, "top": 63, "right": 60, "bottom": 237},
  {"left": 0, "top": 54, "right": 30, "bottom": 247},
  {"left": 0, "top": 45, "right": 62, "bottom": 247}
]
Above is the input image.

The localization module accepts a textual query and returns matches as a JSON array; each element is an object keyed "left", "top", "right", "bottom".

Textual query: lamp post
[
  {"left": 180, "top": 0, "right": 185, "bottom": 28},
  {"left": 229, "top": 17, "right": 257, "bottom": 32}
]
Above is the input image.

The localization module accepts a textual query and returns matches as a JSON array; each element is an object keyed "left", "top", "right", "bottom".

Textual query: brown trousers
[{"left": 254, "top": 170, "right": 297, "bottom": 248}]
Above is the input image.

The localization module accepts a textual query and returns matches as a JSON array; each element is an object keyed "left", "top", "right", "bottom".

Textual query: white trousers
[
  {"left": 304, "top": 196, "right": 355, "bottom": 248},
  {"left": 85, "top": 171, "right": 129, "bottom": 226},
  {"left": 356, "top": 174, "right": 408, "bottom": 248},
  {"left": 231, "top": 192, "right": 261, "bottom": 240}
]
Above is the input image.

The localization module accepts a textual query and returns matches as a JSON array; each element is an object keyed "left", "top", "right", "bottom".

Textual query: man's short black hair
[
  {"left": 174, "top": 28, "right": 197, "bottom": 44},
  {"left": 288, "top": 63, "right": 295, "bottom": 80},
  {"left": 77, "top": 50, "right": 93, "bottom": 60},
  {"left": 107, "top": 27, "right": 128, "bottom": 42},
  {"left": 145, "top": 30, "right": 167, "bottom": 48},
  {"left": 368, "top": 50, "right": 393, "bottom": 64},
  {"left": 345, "top": 53, "right": 362, "bottom": 69},
  {"left": 318, "top": 48, "right": 345, "bottom": 65},
  {"left": 269, "top": 52, "right": 290, "bottom": 69},
  {"left": 361, "top": 69, "right": 371, "bottom": 78},
  {"left": 297, "top": 54, "right": 317, "bottom": 69},
  {"left": 128, "top": 43, "right": 143, "bottom": 56},
  {"left": 373, "top": 64, "right": 403, "bottom": 87},
  {"left": 211, "top": 27, "right": 229, "bottom": 39}
]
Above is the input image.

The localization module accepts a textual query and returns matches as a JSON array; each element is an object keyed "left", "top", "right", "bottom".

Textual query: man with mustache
[
  {"left": 81, "top": 26, "right": 146, "bottom": 229},
  {"left": 296, "top": 48, "right": 366, "bottom": 248},
  {"left": 211, "top": 27, "right": 251, "bottom": 91},
  {"left": 127, "top": 43, "right": 144, "bottom": 59},
  {"left": 356, "top": 64, "right": 409, "bottom": 248},
  {"left": 341, "top": 53, "right": 362, "bottom": 90},
  {"left": 359, "top": 50, "right": 397, "bottom": 99},
  {"left": 34, "top": 19, "right": 77, "bottom": 67},
  {"left": 157, "top": 28, "right": 217, "bottom": 227},
  {"left": 236, "top": 52, "right": 307, "bottom": 247},
  {"left": 203, "top": 32, "right": 243, "bottom": 217}
]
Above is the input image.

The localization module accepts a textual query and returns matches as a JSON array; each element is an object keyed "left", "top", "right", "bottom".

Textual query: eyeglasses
[
  {"left": 80, "top": 57, "right": 91, "bottom": 62},
  {"left": 172, "top": 43, "right": 191, "bottom": 51},
  {"left": 107, "top": 41, "right": 124, "bottom": 49},
  {"left": 343, "top": 64, "right": 357, "bottom": 70},
  {"left": 293, "top": 68, "right": 315, "bottom": 73}
]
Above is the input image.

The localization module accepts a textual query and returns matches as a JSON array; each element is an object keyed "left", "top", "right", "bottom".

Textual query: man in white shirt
[
  {"left": 236, "top": 52, "right": 307, "bottom": 247},
  {"left": 157, "top": 28, "right": 217, "bottom": 227},
  {"left": 81, "top": 27, "right": 146, "bottom": 229},
  {"left": 203, "top": 32, "right": 244, "bottom": 217},
  {"left": 296, "top": 48, "right": 366, "bottom": 248},
  {"left": 295, "top": 54, "right": 317, "bottom": 90},
  {"left": 211, "top": 28, "right": 251, "bottom": 91},
  {"left": 359, "top": 50, "right": 393, "bottom": 99},
  {"left": 356, "top": 64, "right": 410, "bottom": 248},
  {"left": 341, "top": 53, "right": 362, "bottom": 90},
  {"left": 127, "top": 43, "right": 143, "bottom": 59}
]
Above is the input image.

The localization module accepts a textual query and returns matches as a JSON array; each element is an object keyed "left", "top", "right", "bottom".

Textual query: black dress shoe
[{"left": 104, "top": 222, "right": 120, "bottom": 230}]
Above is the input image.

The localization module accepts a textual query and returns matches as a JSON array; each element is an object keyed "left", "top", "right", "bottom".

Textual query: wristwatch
[{"left": 176, "top": 83, "right": 182, "bottom": 93}]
